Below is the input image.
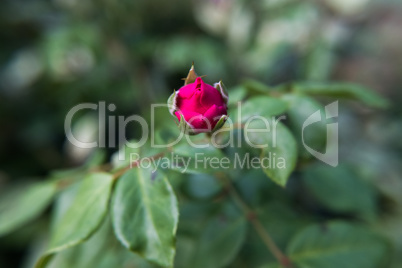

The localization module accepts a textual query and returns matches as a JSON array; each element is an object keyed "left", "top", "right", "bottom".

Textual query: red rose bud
[{"left": 168, "top": 65, "right": 228, "bottom": 135}]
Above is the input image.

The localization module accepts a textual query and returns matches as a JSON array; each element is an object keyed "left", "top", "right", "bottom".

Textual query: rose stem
[{"left": 217, "top": 173, "right": 292, "bottom": 268}]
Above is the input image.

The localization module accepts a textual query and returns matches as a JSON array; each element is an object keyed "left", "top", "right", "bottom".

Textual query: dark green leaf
[
  {"left": 112, "top": 168, "right": 179, "bottom": 267},
  {"left": 241, "top": 202, "right": 311, "bottom": 267},
  {"left": 191, "top": 204, "right": 247, "bottom": 268},
  {"left": 228, "top": 86, "right": 247, "bottom": 106},
  {"left": 232, "top": 96, "right": 288, "bottom": 123},
  {"left": 292, "top": 82, "right": 389, "bottom": 108},
  {"left": 243, "top": 79, "right": 274, "bottom": 94},
  {"left": 282, "top": 94, "right": 327, "bottom": 159},
  {"left": 288, "top": 221, "right": 390, "bottom": 268},
  {"left": 303, "top": 165, "right": 377, "bottom": 221},
  {"left": 185, "top": 173, "right": 221, "bottom": 199}
]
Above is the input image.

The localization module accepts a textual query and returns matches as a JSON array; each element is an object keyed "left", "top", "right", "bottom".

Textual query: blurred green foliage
[{"left": 1, "top": 0, "right": 402, "bottom": 267}]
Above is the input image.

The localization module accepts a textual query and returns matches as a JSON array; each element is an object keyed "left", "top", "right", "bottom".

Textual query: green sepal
[
  {"left": 184, "top": 63, "right": 198, "bottom": 85},
  {"left": 178, "top": 114, "right": 198, "bottom": 135},
  {"left": 167, "top": 89, "right": 177, "bottom": 115},
  {"left": 214, "top": 81, "right": 229, "bottom": 105},
  {"left": 212, "top": 115, "right": 228, "bottom": 133}
]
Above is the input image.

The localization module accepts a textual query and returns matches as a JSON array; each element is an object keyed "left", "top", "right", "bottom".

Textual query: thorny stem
[{"left": 218, "top": 173, "right": 292, "bottom": 268}]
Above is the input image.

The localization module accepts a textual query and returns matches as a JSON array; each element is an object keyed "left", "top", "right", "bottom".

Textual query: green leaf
[
  {"left": 245, "top": 120, "right": 297, "bottom": 186},
  {"left": 191, "top": 204, "right": 247, "bottom": 268},
  {"left": 48, "top": 217, "right": 111, "bottom": 268},
  {"left": 228, "top": 86, "right": 247, "bottom": 106},
  {"left": 304, "top": 40, "right": 335, "bottom": 81},
  {"left": 243, "top": 79, "right": 274, "bottom": 94},
  {"left": 35, "top": 173, "right": 114, "bottom": 268},
  {"left": 303, "top": 165, "right": 377, "bottom": 221},
  {"left": 282, "top": 94, "right": 327, "bottom": 159},
  {"left": 185, "top": 173, "right": 222, "bottom": 199},
  {"left": 241, "top": 202, "right": 311, "bottom": 266},
  {"left": 83, "top": 149, "right": 107, "bottom": 169},
  {"left": 48, "top": 218, "right": 159, "bottom": 268},
  {"left": 0, "top": 181, "right": 57, "bottom": 236},
  {"left": 288, "top": 221, "right": 390, "bottom": 268},
  {"left": 256, "top": 202, "right": 310, "bottom": 249},
  {"left": 232, "top": 96, "right": 288, "bottom": 123},
  {"left": 111, "top": 168, "right": 179, "bottom": 267},
  {"left": 111, "top": 140, "right": 164, "bottom": 170},
  {"left": 292, "top": 82, "right": 389, "bottom": 108},
  {"left": 49, "top": 150, "right": 105, "bottom": 182},
  {"left": 168, "top": 137, "right": 226, "bottom": 174}
]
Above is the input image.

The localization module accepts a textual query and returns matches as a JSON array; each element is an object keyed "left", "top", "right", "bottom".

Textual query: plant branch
[
  {"left": 112, "top": 152, "right": 166, "bottom": 180},
  {"left": 218, "top": 173, "right": 292, "bottom": 268}
]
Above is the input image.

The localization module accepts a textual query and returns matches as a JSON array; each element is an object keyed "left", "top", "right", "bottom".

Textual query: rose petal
[
  {"left": 176, "top": 90, "right": 208, "bottom": 114},
  {"left": 177, "top": 82, "right": 196, "bottom": 99},
  {"left": 175, "top": 109, "right": 207, "bottom": 129},
  {"left": 203, "top": 104, "right": 227, "bottom": 128},
  {"left": 200, "top": 79, "right": 225, "bottom": 108}
]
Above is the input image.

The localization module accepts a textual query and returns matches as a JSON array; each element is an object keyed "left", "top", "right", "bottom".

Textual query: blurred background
[{"left": 1, "top": 0, "right": 401, "bottom": 267}]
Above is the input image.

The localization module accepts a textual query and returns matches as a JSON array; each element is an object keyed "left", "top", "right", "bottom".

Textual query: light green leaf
[
  {"left": 48, "top": 217, "right": 111, "bottom": 268},
  {"left": 292, "top": 82, "right": 389, "bottom": 108},
  {"left": 192, "top": 204, "right": 247, "bottom": 268},
  {"left": 0, "top": 181, "right": 57, "bottom": 236},
  {"left": 303, "top": 165, "right": 377, "bottom": 221},
  {"left": 288, "top": 221, "right": 390, "bottom": 268},
  {"left": 245, "top": 120, "right": 297, "bottom": 186},
  {"left": 35, "top": 173, "right": 114, "bottom": 268},
  {"left": 111, "top": 168, "right": 179, "bottom": 267},
  {"left": 233, "top": 96, "right": 288, "bottom": 123}
]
